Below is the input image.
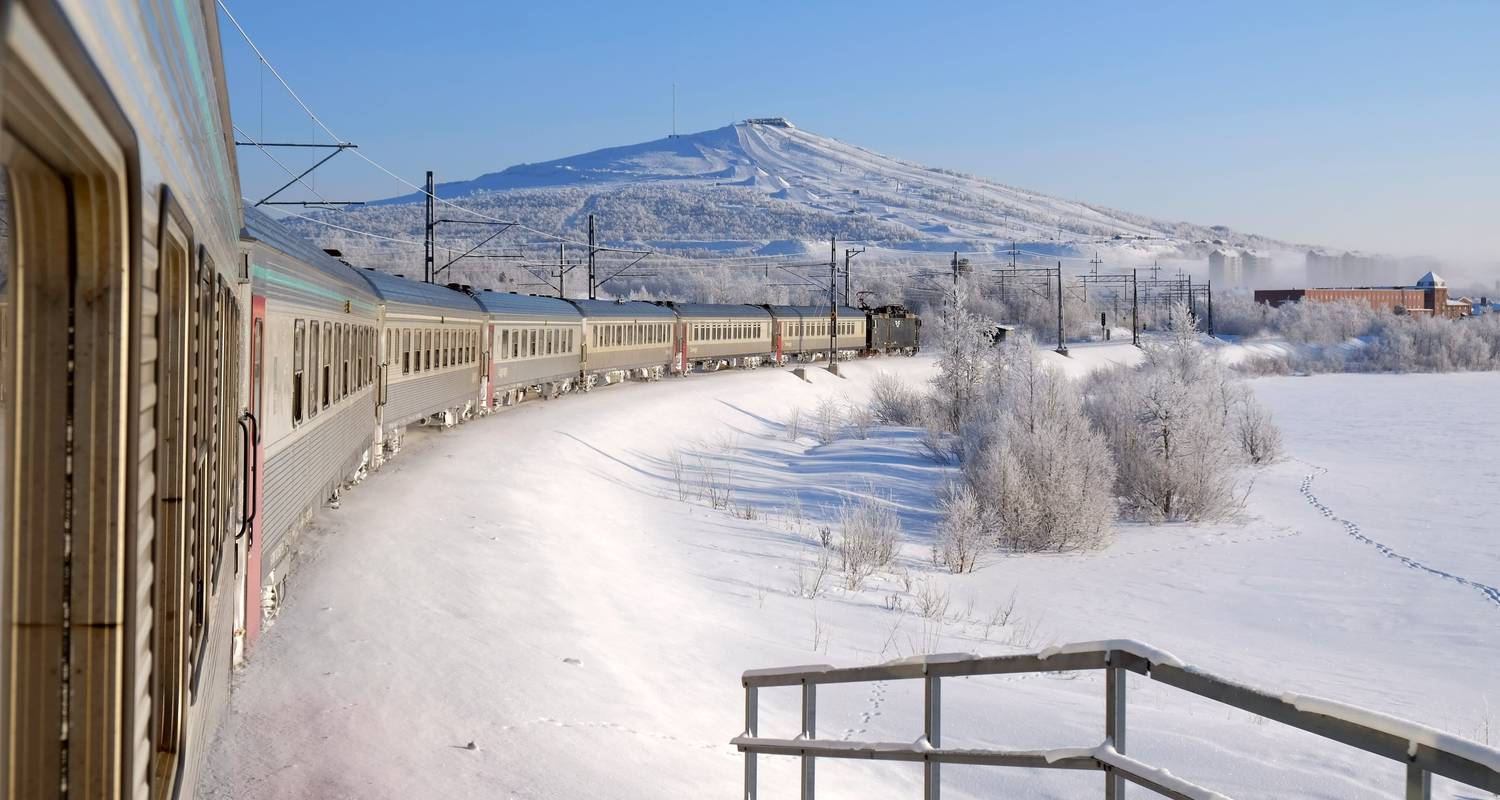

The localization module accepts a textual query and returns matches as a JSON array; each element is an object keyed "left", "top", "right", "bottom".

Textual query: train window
[
  {"left": 308, "top": 322, "right": 321, "bottom": 417},
  {"left": 340, "top": 324, "right": 349, "bottom": 398},
  {"left": 500, "top": 329, "right": 509, "bottom": 360},
  {"left": 292, "top": 320, "right": 306, "bottom": 425},
  {"left": 321, "top": 322, "right": 332, "bottom": 408},
  {"left": 511, "top": 329, "right": 519, "bottom": 358},
  {"left": 401, "top": 330, "right": 410, "bottom": 374}
]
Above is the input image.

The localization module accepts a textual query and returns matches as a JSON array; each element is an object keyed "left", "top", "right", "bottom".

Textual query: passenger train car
[{"left": 0, "top": 4, "right": 918, "bottom": 798}]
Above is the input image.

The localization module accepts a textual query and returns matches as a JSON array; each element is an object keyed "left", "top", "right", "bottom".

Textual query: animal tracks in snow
[{"left": 1298, "top": 466, "right": 1500, "bottom": 610}]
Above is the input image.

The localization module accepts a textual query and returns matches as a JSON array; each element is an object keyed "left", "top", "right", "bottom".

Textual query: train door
[
  {"left": 240, "top": 296, "right": 266, "bottom": 656},
  {"left": 1, "top": 5, "right": 141, "bottom": 794},
  {"left": 675, "top": 320, "right": 688, "bottom": 374},
  {"left": 481, "top": 322, "right": 493, "bottom": 410},
  {"left": 773, "top": 319, "right": 783, "bottom": 364}
]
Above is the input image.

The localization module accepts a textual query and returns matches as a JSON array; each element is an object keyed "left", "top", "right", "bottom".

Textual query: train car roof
[
  {"left": 240, "top": 205, "right": 380, "bottom": 300},
  {"left": 471, "top": 290, "right": 582, "bottom": 319},
  {"left": 782, "top": 305, "right": 866, "bottom": 318},
  {"left": 355, "top": 268, "right": 484, "bottom": 314},
  {"left": 654, "top": 302, "right": 773, "bottom": 319},
  {"left": 566, "top": 298, "right": 678, "bottom": 319}
]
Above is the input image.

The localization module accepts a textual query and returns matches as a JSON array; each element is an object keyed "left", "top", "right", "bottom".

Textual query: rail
[{"left": 732, "top": 640, "right": 1500, "bottom": 800}]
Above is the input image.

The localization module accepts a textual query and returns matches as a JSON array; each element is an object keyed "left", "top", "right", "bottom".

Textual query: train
[{"left": 0, "top": 2, "right": 919, "bottom": 798}]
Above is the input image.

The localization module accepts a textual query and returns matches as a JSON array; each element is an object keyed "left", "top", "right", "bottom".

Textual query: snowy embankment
[{"left": 199, "top": 349, "right": 1500, "bottom": 800}]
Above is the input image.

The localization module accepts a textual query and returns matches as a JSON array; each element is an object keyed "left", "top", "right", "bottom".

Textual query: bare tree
[
  {"left": 812, "top": 395, "right": 844, "bottom": 445},
  {"left": 934, "top": 482, "right": 985, "bottom": 573},
  {"left": 837, "top": 496, "right": 902, "bottom": 589}
]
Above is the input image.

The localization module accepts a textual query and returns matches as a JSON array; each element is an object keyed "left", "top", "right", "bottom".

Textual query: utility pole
[
  {"left": 1206, "top": 280, "right": 1215, "bottom": 336},
  {"left": 1132, "top": 269, "right": 1140, "bottom": 347},
  {"left": 1055, "top": 261, "right": 1069, "bottom": 356},
  {"left": 828, "top": 236, "right": 838, "bottom": 370},
  {"left": 558, "top": 242, "right": 566, "bottom": 299},
  {"left": 843, "top": 247, "right": 864, "bottom": 306},
  {"left": 587, "top": 214, "right": 597, "bottom": 299},
  {"left": 424, "top": 170, "right": 435, "bottom": 283}
]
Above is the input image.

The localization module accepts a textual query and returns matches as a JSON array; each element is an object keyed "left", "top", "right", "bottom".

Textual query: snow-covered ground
[{"left": 198, "top": 349, "right": 1500, "bottom": 799}]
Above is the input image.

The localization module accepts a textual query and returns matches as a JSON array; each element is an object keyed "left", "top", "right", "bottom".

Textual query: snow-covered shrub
[
  {"left": 868, "top": 371, "right": 926, "bottom": 426},
  {"left": 837, "top": 496, "right": 901, "bottom": 589},
  {"left": 784, "top": 406, "right": 802, "bottom": 441},
  {"left": 812, "top": 396, "right": 843, "bottom": 445},
  {"left": 965, "top": 348, "right": 1116, "bottom": 551},
  {"left": 1233, "top": 395, "right": 1283, "bottom": 465},
  {"left": 1086, "top": 305, "right": 1240, "bottom": 521},
  {"left": 845, "top": 399, "right": 875, "bottom": 440},
  {"left": 1212, "top": 290, "right": 1274, "bottom": 338},
  {"left": 934, "top": 482, "right": 985, "bottom": 573}
]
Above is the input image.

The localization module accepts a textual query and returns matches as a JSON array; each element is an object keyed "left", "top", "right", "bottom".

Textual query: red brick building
[{"left": 1254, "top": 272, "right": 1472, "bottom": 318}]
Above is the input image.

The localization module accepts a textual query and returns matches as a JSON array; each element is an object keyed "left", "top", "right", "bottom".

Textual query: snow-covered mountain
[
  {"left": 289, "top": 119, "right": 1303, "bottom": 294},
  {"left": 366, "top": 118, "right": 1273, "bottom": 253}
]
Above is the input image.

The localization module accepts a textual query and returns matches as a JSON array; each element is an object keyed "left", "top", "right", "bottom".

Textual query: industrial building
[{"left": 1254, "top": 272, "right": 1473, "bottom": 319}]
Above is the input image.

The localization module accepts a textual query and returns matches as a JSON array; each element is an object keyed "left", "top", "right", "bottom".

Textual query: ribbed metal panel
[
  {"left": 260, "top": 400, "right": 376, "bottom": 578},
  {"left": 383, "top": 368, "right": 480, "bottom": 432}
]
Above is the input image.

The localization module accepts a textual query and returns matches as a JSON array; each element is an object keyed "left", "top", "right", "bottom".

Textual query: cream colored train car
[{"left": 1, "top": 1, "right": 248, "bottom": 797}]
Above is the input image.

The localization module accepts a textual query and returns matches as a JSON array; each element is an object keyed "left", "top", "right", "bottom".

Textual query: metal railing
[{"left": 732, "top": 641, "right": 1500, "bottom": 800}]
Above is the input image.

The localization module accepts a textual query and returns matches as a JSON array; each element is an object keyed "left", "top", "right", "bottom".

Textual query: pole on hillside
[
  {"left": 1055, "top": 261, "right": 1069, "bottom": 356},
  {"left": 424, "top": 170, "right": 435, "bottom": 283},
  {"left": 1187, "top": 275, "right": 1195, "bottom": 321},
  {"left": 1207, "top": 280, "right": 1215, "bottom": 336},
  {"left": 588, "top": 214, "right": 597, "bottom": 299},
  {"left": 558, "top": 242, "right": 566, "bottom": 299},
  {"left": 828, "top": 236, "right": 838, "bottom": 371},
  {"left": 1132, "top": 269, "right": 1140, "bottom": 347}
]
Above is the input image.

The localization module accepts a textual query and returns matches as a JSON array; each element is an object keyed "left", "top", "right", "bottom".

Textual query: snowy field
[{"left": 199, "top": 348, "right": 1500, "bottom": 799}]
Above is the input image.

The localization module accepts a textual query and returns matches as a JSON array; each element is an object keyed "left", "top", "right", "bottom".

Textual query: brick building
[{"left": 1254, "top": 271, "right": 1472, "bottom": 319}]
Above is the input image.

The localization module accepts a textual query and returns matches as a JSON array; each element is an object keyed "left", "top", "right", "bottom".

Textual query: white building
[
  {"left": 1208, "top": 248, "right": 1243, "bottom": 286},
  {"left": 1240, "top": 249, "right": 1274, "bottom": 286}
]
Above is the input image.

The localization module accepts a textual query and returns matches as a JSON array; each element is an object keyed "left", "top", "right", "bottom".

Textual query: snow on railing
[{"left": 733, "top": 640, "right": 1500, "bottom": 800}]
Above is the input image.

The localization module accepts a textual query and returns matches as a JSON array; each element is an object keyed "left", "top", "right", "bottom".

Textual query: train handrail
[
  {"left": 236, "top": 410, "right": 258, "bottom": 543},
  {"left": 733, "top": 641, "right": 1500, "bottom": 800}
]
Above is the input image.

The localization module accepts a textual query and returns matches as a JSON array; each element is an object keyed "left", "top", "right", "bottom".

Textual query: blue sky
[{"left": 222, "top": 1, "right": 1500, "bottom": 261}]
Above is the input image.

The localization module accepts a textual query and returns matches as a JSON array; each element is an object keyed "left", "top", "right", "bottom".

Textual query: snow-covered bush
[
  {"left": 1233, "top": 395, "right": 1283, "bottom": 465},
  {"left": 784, "top": 406, "right": 802, "bottom": 441},
  {"left": 1086, "top": 306, "right": 1241, "bottom": 521},
  {"left": 964, "top": 341, "right": 1116, "bottom": 551},
  {"left": 934, "top": 482, "right": 985, "bottom": 573},
  {"left": 812, "top": 396, "right": 843, "bottom": 445},
  {"left": 845, "top": 399, "right": 875, "bottom": 440},
  {"left": 868, "top": 371, "right": 926, "bottom": 426},
  {"left": 837, "top": 496, "right": 901, "bottom": 589}
]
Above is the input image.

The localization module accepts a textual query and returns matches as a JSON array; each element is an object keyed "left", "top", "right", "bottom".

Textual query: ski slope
[{"left": 197, "top": 351, "right": 1500, "bottom": 799}]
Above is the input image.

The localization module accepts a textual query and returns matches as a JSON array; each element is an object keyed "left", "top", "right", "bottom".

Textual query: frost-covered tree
[
  {"left": 1086, "top": 304, "right": 1242, "bottom": 521},
  {"left": 963, "top": 341, "right": 1117, "bottom": 551},
  {"left": 929, "top": 280, "right": 995, "bottom": 434}
]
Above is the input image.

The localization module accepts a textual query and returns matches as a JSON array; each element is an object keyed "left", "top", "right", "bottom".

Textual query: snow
[
  {"left": 198, "top": 347, "right": 1500, "bottom": 799},
  {"left": 1283, "top": 693, "right": 1500, "bottom": 773},
  {"left": 1037, "top": 640, "right": 1185, "bottom": 669}
]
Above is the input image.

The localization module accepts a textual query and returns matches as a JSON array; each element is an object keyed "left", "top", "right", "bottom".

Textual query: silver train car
[
  {"left": 568, "top": 298, "right": 676, "bottom": 386},
  {"left": 768, "top": 304, "right": 867, "bottom": 361},
  {"left": 358, "top": 268, "right": 485, "bottom": 440},
  {"left": 1, "top": 1, "right": 247, "bottom": 796},
  {"left": 474, "top": 290, "right": 583, "bottom": 406},
  {"left": 658, "top": 301, "right": 774, "bottom": 370},
  {"left": 241, "top": 207, "right": 384, "bottom": 624}
]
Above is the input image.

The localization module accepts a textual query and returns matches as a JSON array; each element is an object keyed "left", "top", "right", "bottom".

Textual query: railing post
[
  {"left": 744, "top": 684, "right": 758, "bottom": 800},
  {"left": 1106, "top": 664, "right": 1126, "bottom": 800},
  {"left": 801, "top": 679, "right": 817, "bottom": 800},
  {"left": 925, "top": 674, "right": 941, "bottom": 800},
  {"left": 1405, "top": 762, "right": 1430, "bottom": 800}
]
